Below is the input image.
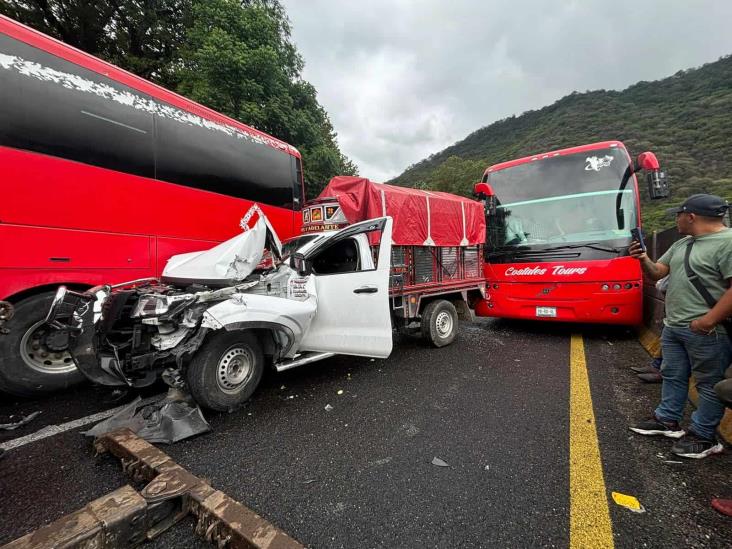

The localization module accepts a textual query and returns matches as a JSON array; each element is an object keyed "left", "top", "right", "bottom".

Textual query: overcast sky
[{"left": 280, "top": 1, "right": 732, "bottom": 182}]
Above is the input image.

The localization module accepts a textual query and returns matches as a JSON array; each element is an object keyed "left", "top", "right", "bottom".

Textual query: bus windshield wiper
[
  {"left": 487, "top": 242, "right": 622, "bottom": 259},
  {"left": 538, "top": 243, "right": 623, "bottom": 254}
]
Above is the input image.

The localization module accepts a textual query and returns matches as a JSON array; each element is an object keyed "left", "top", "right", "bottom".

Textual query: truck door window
[{"left": 311, "top": 238, "right": 361, "bottom": 274}]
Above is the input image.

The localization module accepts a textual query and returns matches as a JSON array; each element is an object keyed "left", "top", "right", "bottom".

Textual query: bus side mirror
[
  {"left": 289, "top": 253, "right": 310, "bottom": 276},
  {"left": 473, "top": 182, "right": 497, "bottom": 216},
  {"left": 635, "top": 151, "right": 669, "bottom": 200},
  {"left": 646, "top": 170, "right": 669, "bottom": 200}
]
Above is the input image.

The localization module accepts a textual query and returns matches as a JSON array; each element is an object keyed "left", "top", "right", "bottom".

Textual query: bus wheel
[
  {"left": 0, "top": 292, "right": 86, "bottom": 397},
  {"left": 420, "top": 299, "right": 458, "bottom": 348},
  {"left": 186, "top": 330, "right": 264, "bottom": 412}
]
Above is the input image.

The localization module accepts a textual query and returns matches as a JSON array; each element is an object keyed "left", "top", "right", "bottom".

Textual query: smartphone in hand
[{"left": 630, "top": 227, "right": 646, "bottom": 253}]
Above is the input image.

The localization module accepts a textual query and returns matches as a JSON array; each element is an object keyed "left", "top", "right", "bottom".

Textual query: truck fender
[{"left": 203, "top": 293, "right": 317, "bottom": 358}]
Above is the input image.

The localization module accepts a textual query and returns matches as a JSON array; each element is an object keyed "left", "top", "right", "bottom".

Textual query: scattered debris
[
  {"left": 370, "top": 359, "right": 375, "bottom": 362},
  {"left": 303, "top": 479, "right": 318, "bottom": 484},
  {"left": 0, "top": 410, "right": 41, "bottom": 431},
  {"left": 607, "top": 341, "right": 614, "bottom": 346},
  {"left": 84, "top": 393, "right": 210, "bottom": 444},
  {"left": 611, "top": 491, "right": 646, "bottom": 513},
  {"left": 663, "top": 460, "right": 684, "bottom": 464},
  {"left": 484, "top": 465, "right": 490, "bottom": 471},
  {"left": 280, "top": 385, "right": 286, "bottom": 390},
  {"left": 431, "top": 457, "right": 449, "bottom": 467},
  {"left": 337, "top": 390, "right": 344, "bottom": 395},
  {"left": 324, "top": 404, "right": 334, "bottom": 412}
]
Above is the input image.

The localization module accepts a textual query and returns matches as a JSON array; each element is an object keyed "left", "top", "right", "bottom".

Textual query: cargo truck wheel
[
  {"left": 186, "top": 330, "right": 264, "bottom": 412},
  {"left": 0, "top": 292, "right": 85, "bottom": 397},
  {"left": 420, "top": 299, "right": 458, "bottom": 347}
]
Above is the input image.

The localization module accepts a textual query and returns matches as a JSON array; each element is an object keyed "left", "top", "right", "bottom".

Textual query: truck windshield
[{"left": 485, "top": 147, "right": 637, "bottom": 253}]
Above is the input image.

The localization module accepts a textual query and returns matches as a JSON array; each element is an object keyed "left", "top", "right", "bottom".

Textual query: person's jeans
[{"left": 655, "top": 325, "right": 732, "bottom": 440}]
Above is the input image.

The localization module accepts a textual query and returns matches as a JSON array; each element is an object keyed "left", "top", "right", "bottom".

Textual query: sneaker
[
  {"left": 637, "top": 372, "right": 662, "bottom": 383},
  {"left": 629, "top": 416, "right": 685, "bottom": 438},
  {"left": 631, "top": 365, "right": 660, "bottom": 374},
  {"left": 671, "top": 431, "right": 724, "bottom": 459}
]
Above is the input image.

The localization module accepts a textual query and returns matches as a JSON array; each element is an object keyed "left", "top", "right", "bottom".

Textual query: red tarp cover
[{"left": 318, "top": 176, "right": 486, "bottom": 246}]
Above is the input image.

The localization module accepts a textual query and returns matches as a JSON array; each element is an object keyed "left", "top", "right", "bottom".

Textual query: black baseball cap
[{"left": 666, "top": 194, "right": 729, "bottom": 217}]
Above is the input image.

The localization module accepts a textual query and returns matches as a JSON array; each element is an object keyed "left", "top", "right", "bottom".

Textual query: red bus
[
  {"left": 473, "top": 141, "right": 667, "bottom": 325},
  {"left": 0, "top": 15, "right": 305, "bottom": 396}
]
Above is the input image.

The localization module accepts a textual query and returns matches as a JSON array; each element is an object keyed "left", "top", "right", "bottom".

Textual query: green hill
[{"left": 390, "top": 55, "right": 732, "bottom": 232}]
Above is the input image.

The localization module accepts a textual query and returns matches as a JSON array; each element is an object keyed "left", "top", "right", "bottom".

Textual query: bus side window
[
  {"left": 154, "top": 114, "right": 294, "bottom": 208},
  {"left": 0, "top": 34, "right": 154, "bottom": 178}
]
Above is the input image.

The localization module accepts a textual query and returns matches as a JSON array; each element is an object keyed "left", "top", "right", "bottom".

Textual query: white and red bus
[
  {"left": 473, "top": 141, "right": 667, "bottom": 325},
  {"left": 0, "top": 15, "right": 305, "bottom": 396}
]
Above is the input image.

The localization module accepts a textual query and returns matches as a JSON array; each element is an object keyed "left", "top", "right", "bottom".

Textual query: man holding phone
[{"left": 629, "top": 194, "right": 732, "bottom": 458}]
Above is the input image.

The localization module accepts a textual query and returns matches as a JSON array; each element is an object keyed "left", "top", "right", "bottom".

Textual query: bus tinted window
[
  {"left": 0, "top": 34, "right": 154, "bottom": 178},
  {"left": 154, "top": 115, "right": 295, "bottom": 208}
]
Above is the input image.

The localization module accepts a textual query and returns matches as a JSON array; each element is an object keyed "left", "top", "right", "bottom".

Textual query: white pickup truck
[{"left": 47, "top": 207, "right": 395, "bottom": 411}]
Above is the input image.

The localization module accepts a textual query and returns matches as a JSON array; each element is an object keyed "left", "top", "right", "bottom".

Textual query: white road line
[{"left": 0, "top": 394, "right": 164, "bottom": 451}]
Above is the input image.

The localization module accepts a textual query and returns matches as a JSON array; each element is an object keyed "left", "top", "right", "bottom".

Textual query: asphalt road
[{"left": 0, "top": 319, "right": 730, "bottom": 548}]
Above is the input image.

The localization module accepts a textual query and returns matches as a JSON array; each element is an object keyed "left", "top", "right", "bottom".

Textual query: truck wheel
[
  {"left": 186, "top": 330, "right": 264, "bottom": 412},
  {"left": 420, "top": 299, "right": 458, "bottom": 348},
  {"left": 0, "top": 291, "right": 85, "bottom": 397}
]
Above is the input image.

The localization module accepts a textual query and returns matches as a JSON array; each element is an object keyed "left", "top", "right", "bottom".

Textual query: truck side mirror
[{"left": 289, "top": 253, "right": 310, "bottom": 276}]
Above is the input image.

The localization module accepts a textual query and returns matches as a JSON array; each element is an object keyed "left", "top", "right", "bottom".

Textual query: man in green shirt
[{"left": 629, "top": 194, "right": 732, "bottom": 458}]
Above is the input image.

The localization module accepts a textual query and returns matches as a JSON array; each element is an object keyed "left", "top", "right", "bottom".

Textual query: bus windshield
[{"left": 485, "top": 147, "right": 637, "bottom": 251}]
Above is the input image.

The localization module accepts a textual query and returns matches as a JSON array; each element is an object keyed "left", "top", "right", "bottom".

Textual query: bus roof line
[{"left": 485, "top": 141, "right": 623, "bottom": 174}]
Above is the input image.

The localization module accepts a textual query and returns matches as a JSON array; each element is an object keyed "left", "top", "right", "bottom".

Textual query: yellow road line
[{"left": 569, "top": 333, "right": 614, "bottom": 549}]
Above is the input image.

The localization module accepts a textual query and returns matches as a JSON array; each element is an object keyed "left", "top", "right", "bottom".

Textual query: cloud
[{"left": 281, "top": 0, "right": 732, "bottom": 182}]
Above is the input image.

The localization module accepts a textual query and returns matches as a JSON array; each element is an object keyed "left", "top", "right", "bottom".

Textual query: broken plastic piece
[
  {"left": 611, "top": 491, "right": 646, "bottom": 513},
  {"left": 0, "top": 411, "right": 41, "bottom": 431},
  {"left": 84, "top": 394, "right": 210, "bottom": 444},
  {"left": 324, "top": 404, "right": 334, "bottom": 412},
  {"left": 431, "top": 457, "right": 449, "bottom": 467}
]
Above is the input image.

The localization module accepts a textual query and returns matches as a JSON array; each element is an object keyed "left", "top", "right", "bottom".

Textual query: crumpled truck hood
[{"left": 163, "top": 205, "right": 283, "bottom": 284}]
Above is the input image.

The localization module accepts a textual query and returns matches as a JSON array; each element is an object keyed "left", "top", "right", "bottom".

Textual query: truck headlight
[{"left": 131, "top": 295, "right": 170, "bottom": 318}]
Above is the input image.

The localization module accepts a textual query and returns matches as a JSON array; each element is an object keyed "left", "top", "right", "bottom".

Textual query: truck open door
[{"left": 298, "top": 217, "right": 393, "bottom": 358}]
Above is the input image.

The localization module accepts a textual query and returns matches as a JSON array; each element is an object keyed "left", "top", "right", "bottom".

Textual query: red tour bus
[
  {"left": 473, "top": 141, "right": 668, "bottom": 325},
  {"left": 0, "top": 15, "right": 305, "bottom": 396}
]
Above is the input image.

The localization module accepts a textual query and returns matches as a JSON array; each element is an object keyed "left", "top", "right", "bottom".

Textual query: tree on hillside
[{"left": 1, "top": 0, "right": 356, "bottom": 197}]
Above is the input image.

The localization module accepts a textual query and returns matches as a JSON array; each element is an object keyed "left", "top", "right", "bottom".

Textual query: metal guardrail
[{"left": 3, "top": 429, "right": 304, "bottom": 549}]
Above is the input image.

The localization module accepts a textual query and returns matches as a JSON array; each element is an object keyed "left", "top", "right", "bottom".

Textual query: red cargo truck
[{"left": 296, "top": 176, "right": 486, "bottom": 346}]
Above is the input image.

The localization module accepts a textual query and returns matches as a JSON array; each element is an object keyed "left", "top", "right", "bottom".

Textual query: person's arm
[
  {"left": 690, "top": 282, "right": 732, "bottom": 334},
  {"left": 629, "top": 241, "right": 670, "bottom": 281}
]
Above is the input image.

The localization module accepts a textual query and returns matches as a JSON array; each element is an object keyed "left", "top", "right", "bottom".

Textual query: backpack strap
[{"left": 683, "top": 239, "right": 718, "bottom": 309}]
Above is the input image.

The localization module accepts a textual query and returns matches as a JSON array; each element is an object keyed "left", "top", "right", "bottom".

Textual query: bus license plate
[{"left": 536, "top": 306, "right": 556, "bottom": 318}]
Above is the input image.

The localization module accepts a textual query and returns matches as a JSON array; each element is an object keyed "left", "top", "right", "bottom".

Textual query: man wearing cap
[{"left": 629, "top": 194, "right": 732, "bottom": 458}]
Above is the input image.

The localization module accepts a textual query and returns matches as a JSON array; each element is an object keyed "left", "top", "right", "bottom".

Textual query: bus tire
[
  {"left": 0, "top": 291, "right": 86, "bottom": 397},
  {"left": 420, "top": 299, "right": 458, "bottom": 348},
  {"left": 186, "top": 330, "right": 264, "bottom": 412}
]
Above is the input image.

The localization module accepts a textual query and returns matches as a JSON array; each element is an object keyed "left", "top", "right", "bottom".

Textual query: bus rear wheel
[
  {"left": 420, "top": 299, "right": 458, "bottom": 348},
  {"left": 0, "top": 291, "right": 86, "bottom": 397}
]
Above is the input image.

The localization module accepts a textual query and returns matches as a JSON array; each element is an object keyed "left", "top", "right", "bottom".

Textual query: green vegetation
[
  {"left": 0, "top": 0, "right": 356, "bottom": 197},
  {"left": 391, "top": 56, "right": 732, "bottom": 232}
]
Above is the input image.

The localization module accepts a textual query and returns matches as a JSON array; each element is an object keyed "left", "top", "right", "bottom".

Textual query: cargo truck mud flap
[{"left": 3, "top": 428, "right": 303, "bottom": 549}]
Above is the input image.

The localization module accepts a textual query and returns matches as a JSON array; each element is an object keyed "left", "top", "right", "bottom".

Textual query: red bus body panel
[
  {"left": 0, "top": 15, "right": 302, "bottom": 301},
  {"left": 476, "top": 141, "right": 644, "bottom": 325}
]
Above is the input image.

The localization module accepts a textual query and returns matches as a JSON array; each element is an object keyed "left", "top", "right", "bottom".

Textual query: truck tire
[
  {"left": 420, "top": 299, "right": 458, "bottom": 348},
  {"left": 186, "top": 330, "right": 264, "bottom": 412},
  {"left": 0, "top": 291, "right": 86, "bottom": 397}
]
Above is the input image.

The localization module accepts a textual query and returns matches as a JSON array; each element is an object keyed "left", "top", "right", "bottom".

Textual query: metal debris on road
[
  {"left": 611, "top": 491, "right": 646, "bottom": 513},
  {"left": 84, "top": 393, "right": 210, "bottom": 444},
  {"left": 324, "top": 404, "right": 334, "bottom": 412},
  {"left": 0, "top": 411, "right": 41, "bottom": 431},
  {"left": 431, "top": 457, "right": 449, "bottom": 467}
]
